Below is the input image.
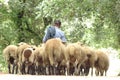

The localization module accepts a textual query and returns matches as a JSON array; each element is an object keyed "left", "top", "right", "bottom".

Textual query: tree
[{"left": 1, "top": 0, "right": 120, "bottom": 49}]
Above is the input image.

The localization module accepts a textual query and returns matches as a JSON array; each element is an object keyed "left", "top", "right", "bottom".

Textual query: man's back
[
  {"left": 54, "top": 27, "right": 67, "bottom": 43},
  {"left": 42, "top": 19, "right": 67, "bottom": 43},
  {"left": 42, "top": 26, "right": 56, "bottom": 43}
]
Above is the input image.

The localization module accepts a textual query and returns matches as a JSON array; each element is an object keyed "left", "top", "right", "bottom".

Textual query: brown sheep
[
  {"left": 43, "top": 38, "right": 66, "bottom": 75},
  {"left": 80, "top": 46, "right": 97, "bottom": 76},
  {"left": 65, "top": 42, "right": 87, "bottom": 75},
  {"left": 34, "top": 45, "right": 46, "bottom": 75},
  {"left": 21, "top": 46, "right": 36, "bottom": 75},
  {"left": 94, "top": 50, "right": 109, "bottom": 76},
  {"left": 3, "top": 45, "right": 18, "bottom": 74}
]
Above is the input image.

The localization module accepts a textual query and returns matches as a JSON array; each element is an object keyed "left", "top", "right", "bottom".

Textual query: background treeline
[{"left": 0, "top": 0, "right": 120, "bottom": 71}]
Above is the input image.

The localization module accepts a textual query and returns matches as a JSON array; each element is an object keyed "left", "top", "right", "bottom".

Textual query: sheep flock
[{"left": 2, "top": 38, "right": 109, "bottom": 76}]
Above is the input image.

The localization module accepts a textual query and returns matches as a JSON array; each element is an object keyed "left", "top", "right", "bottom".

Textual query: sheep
[
  {"left": 43, "top": 38, "right": 66, "bottom": 75},
  {"left": 94, "top": 50, "right": 109, "bottom": 76},
  {"left": 2, "top": 45, "right": 18, "bottom": 74},
  {"left": 79, "top": 46, "right": 97, "bottom": 76},
  {"left": 21, "top": 46, "right": 36, "bottom": 75},
  {"left": 16, "top": 42, "right": 31, "bottom": 74},
  {"left": 65, "top": 42, "right": 87, "bottom": 75},
  {"left": 73, "top": 42, "right": 97, "bottom": 76},
  {"left": 34, "top": 45, "right": 46, "bottom": 75}
]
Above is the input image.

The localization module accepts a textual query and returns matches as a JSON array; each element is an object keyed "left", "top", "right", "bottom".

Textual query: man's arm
[
  {"left": 42, "top": 28, "right": 50, "bottom": 43},
  {"left": 61, "top": 31, "right": 67, "bottom": 42}
]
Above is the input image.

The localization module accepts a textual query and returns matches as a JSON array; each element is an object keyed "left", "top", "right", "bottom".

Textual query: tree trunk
[{"left": 16, "top": 0, "right": 26, "bottom": 42}]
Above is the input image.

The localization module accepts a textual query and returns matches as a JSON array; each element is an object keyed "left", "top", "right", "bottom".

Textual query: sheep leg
[
  {"left": 53, "top": 65, "right": 58, "bottom": 75},
  {"left": 41, "top": 66, "right": 46, "bottom": 75},
  {"left": 63, "top": 66, "right": 66, "bottom": 75},
  {"left": 49, "top": 65, "right": 54, "bottom": 75},
  {"left": 69, "top": 66, "right": 74, "bottom": 75},
  {"left": 91, "top": 67, "right": 93, "bottom": 76},
  {"left": 27, "top": 64, "right": 35, "bottom": 75},
  {"left": 27, "top": 65, "right": 30, "bottom": 74},
  {"left": 105, "top": 71, "right": 107, "bottom": 76},
  {"left": 43, "top": 66, "right": 46, "bottom": 75},
  {"left": 56, "top": 65, "right": 61, "bottom": 75},
  {"left": 60, "top": 65, "right": 66, "bottom": 75},
  {"left": 57, "top": 66, "right": 61, "bottom": 75},
  {"left": 66, "top": 61, "right": 70, "bottom": 75},
  {"left": 100, "top": 69, "right": 104, "bottom": 76},
  {"left": 31, "top": 64, "right": 36, "bottom": 75},
  {"left": 49, "top": 64, "right": 54, "bottom": 75},
  {"left": 28, "top": 65, "right": 34, "bottom": 75},
  {"left": 79, "top": 66, "right": 84, "bottom": 76},
  {"left": 12, "top": 63, "right": 18, "bottom": 74},
  {"left": 46, "top": 66, "right": 49, "bottom": 75},
  {"left": 73, "top": 63, "right": 80, "bottom": 75},
  {"left": 95, "top": 69, "right": 99, "bottom": 76},
  {"left": 37, "top": 65, "right": 40, "bottom": 75},
  {"left": 21, "top": 62, "right": 26, "bottom": 74},
  {"left": 48, "top": 65, "right": 52, "bottom": 75},
  {"left": 38, "top": 65, "right": 43, "bottom": 75},
  {"left": 84, "top": 67, "right": 90, "bottom": 76},
  {"left": 12, "top": 63, "right": 15, "bottom": 74},
  {"left": 73, "top": 66, "right": 78, "bottom": 75},
  {"left": 48, "top": 66, "right": 51, "bottom": 75},
  {"left": 15, "top": 64, "right": 18, "bottom": 74},
  {"left": 8, "top": 64, "right": 11, "bottom": 74}
]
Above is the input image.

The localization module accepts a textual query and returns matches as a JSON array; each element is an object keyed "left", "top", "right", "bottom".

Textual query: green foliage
[
  {"left": 0, "top": 54, "right": 7, "bottom": 72},
  {"left": 0, "top": 0, "right": 120, "bottom": 47}
]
